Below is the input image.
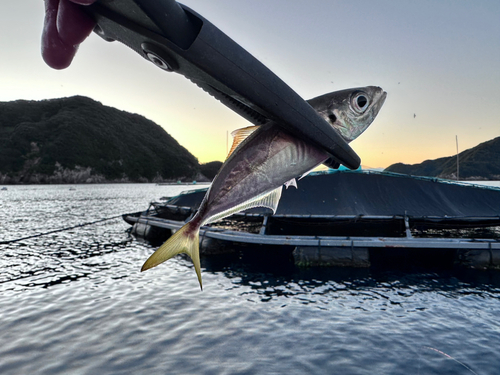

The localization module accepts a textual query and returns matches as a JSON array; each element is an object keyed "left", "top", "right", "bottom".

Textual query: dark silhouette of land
[
  {"left": 0, "top": 96, "right": 222, "bottom": 184},
  {"left": 386, "top": 137, "right": 500, "bottom": 180}
]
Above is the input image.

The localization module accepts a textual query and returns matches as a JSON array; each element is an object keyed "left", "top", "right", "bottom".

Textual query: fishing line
[
  {"left": 423, "top": 346, "right": 479, "bottom": 375},
  {"left": 0, "top": 215, "right": 124, "bottom": 245}
]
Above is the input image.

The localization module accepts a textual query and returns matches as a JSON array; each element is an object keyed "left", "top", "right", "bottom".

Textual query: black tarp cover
[
  {"left": 167, "top": 170, "right": 500, "bottom": 218},
  {"left": 277, "top": 170, "right": 500, "bottom": 217}
]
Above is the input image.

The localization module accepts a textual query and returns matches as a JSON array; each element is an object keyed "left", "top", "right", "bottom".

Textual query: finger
[
  {"left": 42, "top": 0, "right": 77, "bottom": 69},
  {"left": 69, "top": 0, "right": 97, "bottom": 5},
  {"left": 57, "top": 0, "right": 96, "bottom": 46}
]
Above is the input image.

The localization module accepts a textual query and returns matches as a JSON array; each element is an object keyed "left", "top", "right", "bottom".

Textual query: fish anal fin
[
  {"left": 284, "top": 178, "right": 297, "bottom": 189},
  {"left": 252, "top": 186, "right": 283, "bottom": 213},
  {"left": 226, "top": 125, "right": 260, "bottom": 159},
  {"left": 207, "top": 186, "right": 283, "bottom": 224},
  {"left": 141, "top": 221, "right": 202, "bottom": 290}
]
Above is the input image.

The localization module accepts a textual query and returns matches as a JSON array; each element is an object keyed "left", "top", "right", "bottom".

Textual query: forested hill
[
  {"left": 385, "top": 136, "right": 500, "bottom": 180},
  {"left": 0, "top": 96, "right": 203, "bottom": 184}
]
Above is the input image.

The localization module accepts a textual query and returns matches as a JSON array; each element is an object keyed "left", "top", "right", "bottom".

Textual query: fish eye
[
  {"left": 351, "top": 92, "right": 369, "bottom": 113},
  {"left": 357, "top": 96, "right": 368, "bottom": 108},
  {"left": 328, "top": 114, "right": 337, "bottom": 123}
]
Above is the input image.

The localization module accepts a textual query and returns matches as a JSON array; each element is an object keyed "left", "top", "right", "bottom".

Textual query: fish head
[{"left": 309, "top": 86, "right": 387, "bottom": 143}]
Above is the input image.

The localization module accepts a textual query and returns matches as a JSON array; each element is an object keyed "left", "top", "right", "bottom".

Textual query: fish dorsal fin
[
  {"left": 226, "top": 125, "right": 260, "bottom": 159},
  {"left": 206, "top": 186, "right": 283, "bottom": 224}
]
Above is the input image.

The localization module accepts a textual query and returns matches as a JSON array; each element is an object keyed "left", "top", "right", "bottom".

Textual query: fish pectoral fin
[
  {"left": 141, "top": 222, "right": 202, "bottom": 290},
  {"left": 226, "top": 125, "right": 260, "bottom": 159},
  {"left": 284, "top": 178, "right": 297, "bottom": 189}
]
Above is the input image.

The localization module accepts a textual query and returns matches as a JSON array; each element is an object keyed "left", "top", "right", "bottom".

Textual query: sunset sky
[{"left": 1, "top": 0, "right": 499, "bottom": 168}]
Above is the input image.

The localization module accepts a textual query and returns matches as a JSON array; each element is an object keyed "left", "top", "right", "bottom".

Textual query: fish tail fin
[{"left": 141, "top": 221, "right": 202, "bottom": 290}]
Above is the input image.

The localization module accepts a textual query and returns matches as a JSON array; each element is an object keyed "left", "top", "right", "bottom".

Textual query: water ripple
[{"left": 1, "top": 184, "right": 500, "bottom": 374}]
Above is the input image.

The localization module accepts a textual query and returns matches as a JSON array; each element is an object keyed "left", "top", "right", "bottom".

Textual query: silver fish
[{"left": 141, "top": 86, "right": 387, "bottom": 288}]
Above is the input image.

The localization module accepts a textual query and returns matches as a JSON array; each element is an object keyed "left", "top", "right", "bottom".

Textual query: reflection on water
[
  {"left": 1, "top": 184, "right": 500, "bottom": 375},
  {"left": 202, "top": 248, "right": 500, "bottom": 309}
]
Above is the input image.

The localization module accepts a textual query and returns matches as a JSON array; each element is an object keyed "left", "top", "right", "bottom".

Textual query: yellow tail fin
[{"left": 141, "top": 222, "right": 202, "bottom": 289}]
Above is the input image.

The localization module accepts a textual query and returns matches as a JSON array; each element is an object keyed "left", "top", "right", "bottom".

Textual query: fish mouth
[
  {"left": 380, "top": 90, "right": 388, "bottom": 104},
  {"left": 371, "top": 89, "right": 387, "bottom": 114}
]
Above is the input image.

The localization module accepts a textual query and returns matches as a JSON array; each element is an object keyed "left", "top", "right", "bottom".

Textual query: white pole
[{"left": 456, "top": 135, "right": 459, "bottom": 181}]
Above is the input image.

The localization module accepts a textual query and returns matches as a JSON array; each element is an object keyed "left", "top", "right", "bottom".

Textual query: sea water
[{"left": 1, "top": 183, "right": 500, "bottom": 375}]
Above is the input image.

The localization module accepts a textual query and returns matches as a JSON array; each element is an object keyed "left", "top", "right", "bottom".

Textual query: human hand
[{"left": 42, "top": 0, "right": 97, "bottom": 69}]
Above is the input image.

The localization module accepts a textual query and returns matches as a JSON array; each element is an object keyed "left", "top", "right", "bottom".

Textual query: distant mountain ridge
[
  {"left": 0, "top": 96, "right": 207, "bottom": 184},
  {"left": 385, "top": 136, "right": 500, "bottom": 180}
]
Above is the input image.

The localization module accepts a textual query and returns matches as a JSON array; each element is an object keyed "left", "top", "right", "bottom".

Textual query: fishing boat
[{"left": 123, "top": 170, "right": 500, "bottom": 269}]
